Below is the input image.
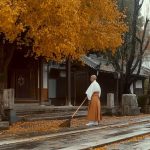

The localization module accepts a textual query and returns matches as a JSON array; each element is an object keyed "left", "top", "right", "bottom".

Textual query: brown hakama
[{"left": 87, "top": 92, "right": 102, "bottom": 122}]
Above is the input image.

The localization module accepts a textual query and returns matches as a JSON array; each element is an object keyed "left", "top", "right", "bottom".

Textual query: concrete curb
[{"left": 61, "top": 130, "right": 150, "bottom": 150}]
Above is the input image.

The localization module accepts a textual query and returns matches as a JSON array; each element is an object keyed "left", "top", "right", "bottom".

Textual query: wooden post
[
  {"left": 47, "top": 63, "right": 50, "bottom": 105},
  {"left": 116, "top": 77, "right": 119, "bottom": 106},
  {"left": 74, "top": 73, "right": 76, "bottom": 106},
  {"left": 115, "top": 72, "right": 120, "bottom": 106},
  {"left": 39, "top": 58, "right": 43, "bottom": 105},
  {"left": 66, "top": 59, "right": 72, "bottom": 106}
]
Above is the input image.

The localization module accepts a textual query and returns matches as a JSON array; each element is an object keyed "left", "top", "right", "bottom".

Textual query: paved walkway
[{"left": 0, "top": 117, "right": 150, "bottom": 150}]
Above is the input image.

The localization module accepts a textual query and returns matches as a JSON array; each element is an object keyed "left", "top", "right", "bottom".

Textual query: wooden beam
[{"left": 66, "top": 59, "right": 71, "bottom": 106}]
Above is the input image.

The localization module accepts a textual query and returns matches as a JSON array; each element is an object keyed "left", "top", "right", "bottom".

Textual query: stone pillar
[
  {"left": 3, "top": 89, "right": 14, "bottom": 110},
  {"left": 3, "top": 89, "right": 19, "bottom": 124},
  {"left": 107, "top": 93, "right": 114, "bottom": 108},
  {"left": 106, "top": 93, "right": 117, "bottom": 115},
  {"left": 122, "top": 94, "right": 140, "bottom": 115}
]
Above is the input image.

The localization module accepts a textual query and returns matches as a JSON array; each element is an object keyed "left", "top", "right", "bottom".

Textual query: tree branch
[
  {"left": 127, "top": 0, "right": 139, "bottom": 75},
  {"left": 130, "top": 55, "right": 141, "bottom": 73},
  {"left": 131, "top": 17, "right": 149, "bottom": 74},
  {"left": 4, "top": 43, "right": 15, "bottom": 72},
  {"left": 140, "top": 18, "right": 149, "bottom": 51},
  {"left": 136, "top": 59, "right": 142, "bottom": 75},
  {"left": 136, "top": 37, "right": 142, "bottom": 44},
  {"left": 137, "top": 0, "right": 144, "bottom": 11}
]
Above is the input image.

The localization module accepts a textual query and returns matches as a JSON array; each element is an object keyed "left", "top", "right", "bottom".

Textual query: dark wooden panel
[
  {"left": 15, "top": 69, "right": 30, "bottom": 98},
  {"left": 74, "top": 72, "right": 89, "bottom": 105},
  {"left": 8, "top": 50, "right": 38, "bottom": 100}
]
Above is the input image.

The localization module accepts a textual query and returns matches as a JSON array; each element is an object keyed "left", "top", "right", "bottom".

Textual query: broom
[{"left": 60, "top": 97, "right": 87, "bottom": 127}]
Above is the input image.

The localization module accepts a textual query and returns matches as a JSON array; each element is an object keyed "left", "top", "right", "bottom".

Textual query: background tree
[
  {"left": 98, "top": 0, "right": 150, "bottom": 97},
  {"left": 0, "top": 0, "right": 25, "bottom": 88}
]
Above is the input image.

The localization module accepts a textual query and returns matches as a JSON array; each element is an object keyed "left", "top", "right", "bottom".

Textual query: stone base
[
  {"left": 103, "top": 107, "right": 120, "bottom": 116},
  {"left": 0, "top": 121, "right": 9, "bottom": 130},
  {"left": 105, "top": 108, "right": 116, "bottom": 115},
  {"left": 107, "top": 93, "right": 114, "bottom": 108},
  {"left": 4, "top": 109, "right": 20, "bottom": 125},
  {"left": 122, "top": 106, "right": 141, "bottom": 116},
  {"left": 122, "top": 94, "right": 140, "bottom": 116}
]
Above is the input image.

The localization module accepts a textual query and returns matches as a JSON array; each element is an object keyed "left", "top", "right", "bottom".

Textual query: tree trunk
[
  {"left": 123, "top": 80, "right": 131, "bottom": 94},
  {"left": 0, "top": 72, "right": 7, "bottom": 89},
  {"left": 119, "top": 73, "right": 124, "bottom": 102},
  {"left": 119, "top": 73, "right": 131, "bottom": 103},
  {"left": 0, "top": 71, "right": 8, "bottom": 119},
  {"left": 0, "top": 40, "right": 15, "bottom": 118}
]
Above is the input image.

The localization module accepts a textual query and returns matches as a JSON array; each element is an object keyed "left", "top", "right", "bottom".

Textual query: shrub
[{"left": 137, "top": 95, "right": 150, "bottom": 107}]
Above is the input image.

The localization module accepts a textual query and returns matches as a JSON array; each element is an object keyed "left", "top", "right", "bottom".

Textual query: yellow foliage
[
  {"left": 0, "top": 0, "right": 127, "bottom": 61},
  {"left": 0, "top": 0, "right": 26, "bottom": 41}
]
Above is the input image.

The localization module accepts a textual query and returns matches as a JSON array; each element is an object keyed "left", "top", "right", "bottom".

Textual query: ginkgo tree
[
  {"left": 22, "top": 0, "right": 127, "bottom": 61},
  {"left": 0, "top": 0, "right": 127, "bottom": 61},
  {"left": 0, "top": 0, "right": 127, "bottom": 106}
]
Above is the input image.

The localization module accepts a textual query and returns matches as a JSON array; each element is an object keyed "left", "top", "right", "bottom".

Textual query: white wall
[
  {"left": 130, "top": 80, "right": 143, "bottom": 94},
  {"left": 43, "top": 63, "right": 48, "bottom": 88},
  {"left": 130, "top": 83, "right": 134, "bottom": 94},
  {"left": 136, "top": 80, "right": 143, "bottom": 88},
  {"left": 48, "top": 79, "right": 56, "bottom": 98}
]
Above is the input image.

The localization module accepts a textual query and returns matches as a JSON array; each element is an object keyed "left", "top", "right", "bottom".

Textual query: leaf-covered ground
[{"left": 0, "top": 114, "right": 149, "bottom": 139}]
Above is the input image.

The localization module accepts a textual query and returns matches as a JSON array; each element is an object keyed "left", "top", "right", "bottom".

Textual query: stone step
[
  {"left": 20, "top": 111, "right": 87, "bottom": 121},
  {"left": 15, "top": 105, "right": 87, "bottom": 115},
  {"left": 0, "top": 121, "right": 9, "bottom": 130},
  {"left": 17, "top": 106, "right": 119, "bottom": 121},
  {"left": 18, "top": 107, "right": 119, "bottom": 122},
  {"left": 16, "top": 105, "right": 118, "bottom": 115}
]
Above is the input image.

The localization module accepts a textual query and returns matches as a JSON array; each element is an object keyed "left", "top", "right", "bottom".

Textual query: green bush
[{"left": 137, "top": 95, "right": 150, "bottom": 107}]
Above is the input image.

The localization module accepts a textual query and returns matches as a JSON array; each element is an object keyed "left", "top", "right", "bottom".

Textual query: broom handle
[{"left": 71, "top": 97, "right": 87, "bottom": 119}]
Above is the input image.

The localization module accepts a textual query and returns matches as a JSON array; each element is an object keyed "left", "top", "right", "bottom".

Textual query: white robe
[{"left": 86, "top": 80, "right": 101, "bottom": 100}]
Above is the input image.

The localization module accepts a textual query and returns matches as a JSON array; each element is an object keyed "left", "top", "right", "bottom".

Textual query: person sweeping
[{"left": 86, "top": 75, "right": 102, "bottom": 126}]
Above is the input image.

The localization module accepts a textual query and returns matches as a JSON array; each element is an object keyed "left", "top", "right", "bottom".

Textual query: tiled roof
[{"left": 81, "top": 55, "right": 149, "bottom": 77}]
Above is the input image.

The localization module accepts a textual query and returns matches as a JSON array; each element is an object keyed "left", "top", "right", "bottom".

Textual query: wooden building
[
  {"left": 6, "top": 50, "right": 89, "bottom": 106},
  {"left": 5, "top": 50, "right": 147, "bottom": 106},
  {"left": 82, "top": 54, "right": 147, "bottom": 105}
]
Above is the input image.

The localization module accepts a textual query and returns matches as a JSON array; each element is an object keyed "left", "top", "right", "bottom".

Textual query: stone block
[
  {"left": 122, "top": 94, "right": 138, "bottom": 106},
  {"left": 3, "top": 89, "right": 14, "bottom": 109},
  {"left": 122, "top": 105, "right": 140, "bottom": 115},
  {"left": 105, "top": 107, "right": 119, "bottom": 115},
  {"left": 107, "top": 93, "right": 114, "bottom": 108},
  {"left": 4, "top": 109, "right": 20, "bottom": 124},
  {"left": 122, "top": 94, "right": 140, "bottom": 115},
  {"left": 0, "top": 121, "right": 9, "bottom": 130}
]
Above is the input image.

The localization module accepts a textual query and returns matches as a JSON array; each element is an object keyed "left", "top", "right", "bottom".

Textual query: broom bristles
[{"left": 59, "top": 118, "right": 71, "bottom": 127}]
